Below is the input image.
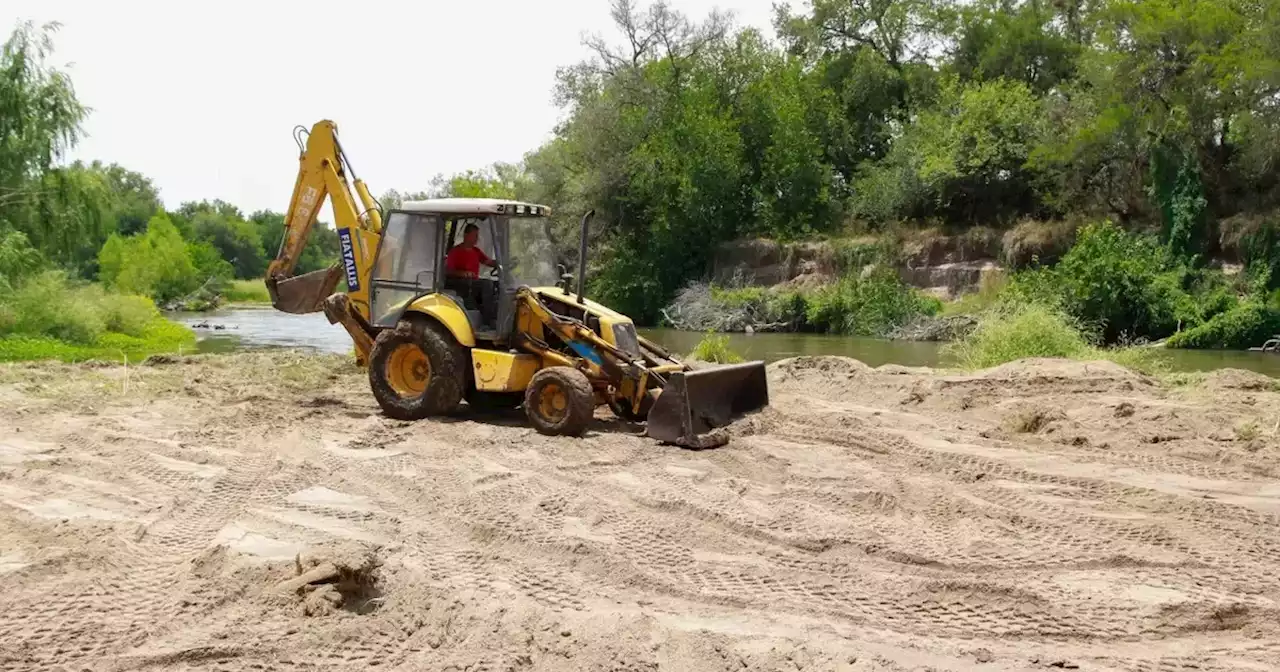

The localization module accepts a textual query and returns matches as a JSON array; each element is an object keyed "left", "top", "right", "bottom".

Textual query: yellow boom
[{"left": 265, "top": 120, "right": 384, "bottom": 363}]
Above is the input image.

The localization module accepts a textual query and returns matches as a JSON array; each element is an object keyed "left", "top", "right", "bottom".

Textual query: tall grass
[
  {"left": 689, "top": 332, "right": 744, "bottom": 363},
  {"left": 0, "top": 270, "right": 195, "bottom": 362},
  {"left": 944, "top": 303, "right": 1091, "bottom": 368},
  {"left": 223, "top": 278, "right": 272, "bottom": 304},
  {"left": 944, "top": 303, "right": 1167, "bottom": 375}
]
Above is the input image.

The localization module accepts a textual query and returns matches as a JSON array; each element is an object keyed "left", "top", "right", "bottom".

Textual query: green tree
[
  {"left": 92, "top": 161, "right": 161, "bottom": 236},
  {"left": 249, "top": 209, "right": 340, "bottom": 275},
  {"left": 0, "top": 21, "right": 110, "bottom": 274},
  {"left": 428, "top": 164, "right": 527, "bottom": 199},
  {"left": 1076, "top": 0, "right": 1280, "bottom": 219},
  {"left": 0, "top": 229, "right": 43, "bottom": 291},
  {"left": 0, "top": 21, "right": 86, "bottom": 215},
  {"left": 950, "top": 0, "right": 1082, "bottom": 93},
  {"left": 176, "top": 200, "right": 267, "bottom": 278},
  {"left": 854, "top": 76, "right": 1046, "bottom": 224},
  {"left": 98, "top": 213, "right": 202, "bottom": 304}
]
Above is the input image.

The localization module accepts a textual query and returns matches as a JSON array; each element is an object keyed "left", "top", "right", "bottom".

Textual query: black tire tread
[
  {"left": 368, "top": 318, "right": 466, "bottom": 420},
  {"left": 524, "top": 366, "right": 594, "bottom": 437}
]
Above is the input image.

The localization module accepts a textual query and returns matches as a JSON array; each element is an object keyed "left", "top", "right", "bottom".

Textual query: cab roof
[{"left": 397, "top": 197, "right": 550, "bottom": 217}]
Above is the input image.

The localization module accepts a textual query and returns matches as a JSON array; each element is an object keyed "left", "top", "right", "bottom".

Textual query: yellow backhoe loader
[{"left": 265, "top": 120, "right": 769, "bottom": 448}]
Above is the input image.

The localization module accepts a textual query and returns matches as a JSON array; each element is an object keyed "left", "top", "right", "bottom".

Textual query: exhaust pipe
[{"left": 576, "top": 210, "right": 594, "bottom": 303}]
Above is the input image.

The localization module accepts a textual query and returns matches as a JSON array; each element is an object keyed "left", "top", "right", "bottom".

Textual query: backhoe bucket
[
  {"left": 646, "top": 361, "right": 769, "bottom": 449},
  {"left": 267, "top": 266, "right": 343, "bottom": 314}
]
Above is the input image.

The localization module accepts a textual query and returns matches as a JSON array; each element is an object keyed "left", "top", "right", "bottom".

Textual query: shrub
[
  {"left": 1046, "top": 220, "right": 1191, "bottom": 341},
  {"left": 944, "top": 303, "right": 1091, "bottom": 369},
  {"left": 1220, "top": 213, "right": 1280, "bottom": 290},
  {"left": 1166, "top": 302, "right": 1280, "bottom": 350},
  {"left": 0, "top": 230, "right": 44, "bottom": 290},
  {"left": 1, "top": 271, "right": 106, "bottom": 343},
  {"left": 762, "top": 290, "right": 809, "bottom": 327},
  {"left": 0, "top": 270, "right": 166, "bottom": 345},
  {"left": 805, "top": 268, "right": 941, "bottom": 337},
  {"left": 98, "top": 214, "right": 203, "bottom": 304},
  {"left": 689, "top": 332, "right": 744, "bottom": 364},
  {"left": 667, "top": 283, "right": 809, "bottom": 332},
  {"left": 187, "top": 241, "right": 235, "bottom": 285},
  {"left": 830, "top": 237, "right": 893, "bottom": 274},
  {"left": 944, "top": 302, "right": 1167, "bottom": 375},
  {"left": 95, "top": 291, "right": 160, "bottom": 337},
  {"left": 709, "top": 286, "right": 767, "bottom": 309}
]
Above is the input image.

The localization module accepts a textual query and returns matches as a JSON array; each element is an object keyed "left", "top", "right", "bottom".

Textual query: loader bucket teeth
[
  {"left": 268, "top": 266, "right": 343, "bottom": 314},
  {"left": 646, "top": 361, "right": 769, "bottom": 449}
]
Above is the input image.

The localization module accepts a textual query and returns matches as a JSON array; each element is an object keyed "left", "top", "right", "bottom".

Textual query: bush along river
[{"left": 168, "top": 306, "right": 1280, "bottom": 377}]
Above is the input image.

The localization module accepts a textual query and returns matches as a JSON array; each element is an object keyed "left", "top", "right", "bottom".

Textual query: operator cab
[{"left": 367, "top": 198, "right": 559, "bottom": 345}]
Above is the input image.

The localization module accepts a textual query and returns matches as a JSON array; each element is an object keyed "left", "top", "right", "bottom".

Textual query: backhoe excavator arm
[{"left": 265, "top": 120, "right": 385, "bottom": 364}]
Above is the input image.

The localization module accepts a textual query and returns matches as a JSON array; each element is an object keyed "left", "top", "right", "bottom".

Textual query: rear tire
[
  {"left": 368, "top": 318, "right": 466, "bottom": 420},
  {"left": 524, "top": 367, "right": 594, "bottom": 437}
]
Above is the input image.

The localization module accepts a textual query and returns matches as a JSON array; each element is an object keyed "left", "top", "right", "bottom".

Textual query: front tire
[
  {"left": 368, "top": 319, "right": 466, "bottom": 420},
  {"left": 524, "top": 367, "right": 594, "bottom": 437}
]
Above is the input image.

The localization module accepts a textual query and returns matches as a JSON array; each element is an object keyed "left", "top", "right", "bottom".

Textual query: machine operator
[{"left": 445, "top": 223, "right": 497, "bottom": 279}]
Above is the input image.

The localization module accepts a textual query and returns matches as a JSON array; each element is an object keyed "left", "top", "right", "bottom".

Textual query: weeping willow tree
[{"left": 0, "top": 20, "right": 103, "bottom": 273}]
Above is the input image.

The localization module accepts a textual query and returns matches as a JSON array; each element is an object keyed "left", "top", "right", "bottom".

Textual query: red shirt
[{"left": 445, "top": 245, "right": 491, "bottom": 278}]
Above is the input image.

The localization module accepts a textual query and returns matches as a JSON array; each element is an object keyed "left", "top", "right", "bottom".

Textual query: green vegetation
[
  {"left": 1166, "top": 303, "right": 1280, "bottom": 350},
  {"left": 941, "top": 271, "right": 1008, "bottom": 317},
  {"left": 945, "top": 304, "right": 1092, "bottom": 369},
  {"left": 805, "top": 271, "right": 942, "bottom": 336},
  {"left": 673, "top": 268, "right": 939, "bottom": 337},
  {"left": 689, "top": 333, "right": 744, "bottom": 364},
  {"left": 9, "top": 0, "right": 1280, "bottom": 366},
  {"left": 456, "top": 0, "right": 1280, "bottom": 327},
  {"left": 222, "top": 278, "right": 272, "bottom": 304},
  {"left": 0, "top": 22, "right": 341, "bottom": 318},
  {"left": 943, "top": 303, "right": 1166, "bottom": 375},
  {"left": 0, "top": 270, "right": 195, "bottom": 363}
]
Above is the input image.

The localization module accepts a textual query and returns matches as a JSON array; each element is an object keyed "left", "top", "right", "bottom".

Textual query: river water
[{"left": 169, "top": 306, "right": 1280, "bottom": 377}]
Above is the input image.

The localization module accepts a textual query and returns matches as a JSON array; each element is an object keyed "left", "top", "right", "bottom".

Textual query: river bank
[
  {"left": 2, "top": 351, "right": 1278, "bottom": 670},
  {"left": 164, "top": 305, "right": 1280, "bottom": 378}
]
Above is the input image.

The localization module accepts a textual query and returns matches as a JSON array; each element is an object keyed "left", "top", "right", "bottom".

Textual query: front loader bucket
[
  {"left": 267, "top": 265, "right": 342, "bottom": 314},
  {"left": 646, "top": 361, "right": 770, "bottom": 449}
]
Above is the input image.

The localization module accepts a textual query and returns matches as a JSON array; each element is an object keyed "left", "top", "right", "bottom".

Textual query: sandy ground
[{"left": 2, "top": 352, "right": 1279, "bottom": 671}]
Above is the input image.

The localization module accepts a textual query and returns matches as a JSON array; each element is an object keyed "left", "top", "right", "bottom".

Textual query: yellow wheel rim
[
  {"left": 537, "top": 383, "right": 568, "bottom": 423},
  {"left": 386, "top": 343, "right": 430, "bottom": 398}
]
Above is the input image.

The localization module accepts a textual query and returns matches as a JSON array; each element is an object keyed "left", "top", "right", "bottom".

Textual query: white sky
[{"left": 4, "top": 0, "right": 779, "bottom": 215}]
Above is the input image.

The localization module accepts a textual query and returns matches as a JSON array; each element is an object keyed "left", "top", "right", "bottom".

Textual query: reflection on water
[
  {"left": 170, "top": 307, "right": 1280, "bottom": 377},
  {"left": 171, "top": 306, "right": 351, "bottom": 355}
]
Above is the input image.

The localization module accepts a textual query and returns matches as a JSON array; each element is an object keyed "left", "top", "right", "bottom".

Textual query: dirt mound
[
  {"left": 976, "top": 357, "right": 1147, "bottom": 383},
  {"left": 1202, "top": 368, "right": 1277, "bottom": 392},
  {"left": 769, "top": 355, "right": 870, "bottom": 382},
  {"left": 768, "top": 355, "right": 883, "bottom": 402}
]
